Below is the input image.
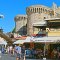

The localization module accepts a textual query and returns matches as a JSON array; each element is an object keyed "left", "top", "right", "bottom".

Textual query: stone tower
[
  {"left": 14, "top": 15, "right": 27, "bottom": 35},
  {"left": 26, "top": 5, "right": 52, "bottom": 36}
]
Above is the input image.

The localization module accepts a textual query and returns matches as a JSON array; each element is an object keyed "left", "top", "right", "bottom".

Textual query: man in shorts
[{"left": 15, "top": 45, "right": 21, "bottom": 60}]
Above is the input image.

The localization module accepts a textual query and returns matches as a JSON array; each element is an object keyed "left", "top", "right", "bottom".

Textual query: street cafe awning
[
  {"left": 25, "top": 36, "right": 34, "bottom": 42},
  {"left": 13, "top": 36, "right": 60, "bottom": 44},
  {"left": 33, "top": 21, "right": 47, "bottom": 26},
  {"left": 33, "top": 36, "right": 60, "bottom": 43},
  {"left": 13, "top": 40, "right": 25, "bottom": 44},
  {"left": 0, "top": 40, "right": 7, "bottom": 45},
  {"left": 0, "top": 37, "right": 7, "bottom": 45},
  {"left": 44, "top": 18, "right": 60, "bottom": 21},
  {"left": 13, "top": 36, "right": 34, "bottom": 44}
]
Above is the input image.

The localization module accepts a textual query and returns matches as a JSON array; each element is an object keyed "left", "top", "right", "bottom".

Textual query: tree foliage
[{"left": 12, "top": 27, "right": 15, "bottom": 33}]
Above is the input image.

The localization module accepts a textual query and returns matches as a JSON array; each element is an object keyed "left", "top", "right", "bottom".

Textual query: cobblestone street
[
  {"left": 0, "top": 54, "right": 55, "bottom": 60},
  {"left": 0, "top": 54, "right": 16, "bottom": 60}
]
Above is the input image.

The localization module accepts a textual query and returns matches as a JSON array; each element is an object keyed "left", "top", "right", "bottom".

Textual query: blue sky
[{"left": 0, "top": 0, "right": 60, "bottom": 33}]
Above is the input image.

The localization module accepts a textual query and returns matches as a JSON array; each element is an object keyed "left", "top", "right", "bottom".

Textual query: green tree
[{"left": 12, "top": 27, "right": 15, "bottom": 33}]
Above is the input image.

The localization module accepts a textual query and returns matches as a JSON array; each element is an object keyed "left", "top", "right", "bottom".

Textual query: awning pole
[{"left": 44, "top": 41, "right": 46, "bottom": 56}]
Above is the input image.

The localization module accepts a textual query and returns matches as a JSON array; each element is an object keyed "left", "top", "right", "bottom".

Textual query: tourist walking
[
  {"left": 7, "top": 46, "right": 10, "bottom": 54},
  {"left": 9, "top": 46, "right": 13, "bottom": 55},
  {"left": 58, "top": 51, "right": 60, "bottom": 60},
  {"left": 21, "top": 45, "right": 25, "bottom": 59},
  {"left": 15, "top": 45, "right": 21, "bottom": 60}
]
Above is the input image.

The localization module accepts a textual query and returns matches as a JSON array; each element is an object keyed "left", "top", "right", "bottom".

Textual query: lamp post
[
  {"left": 0, "top": 14, "right": 4, "bottom": 33},
  {"left": 0, "top": 14, "right": 4, "bottom": 18},
  {"left": 0, "top": 14, "right": 4, "bottom": 58},
  {"left": 43, "top": 32, "right": 48, "bottom": 60},
  {"left": 43, "top": 40, "right": 46, "bottom": 60}
]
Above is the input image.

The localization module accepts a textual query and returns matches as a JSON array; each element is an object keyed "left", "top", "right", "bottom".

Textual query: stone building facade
[{"left": 14, "top": 3, "right": 60, "bottom": 36}]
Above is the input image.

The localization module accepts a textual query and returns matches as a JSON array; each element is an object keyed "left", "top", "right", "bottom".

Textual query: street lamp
[
  {"left": 0, "top": 14, "right": 4, "bottom": 32},
  {"left": 0, "top": 14, "right": 4, "bottom": 58},
  {"left": 0, "top": 14, "right": 4, "bottom": 18}
]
